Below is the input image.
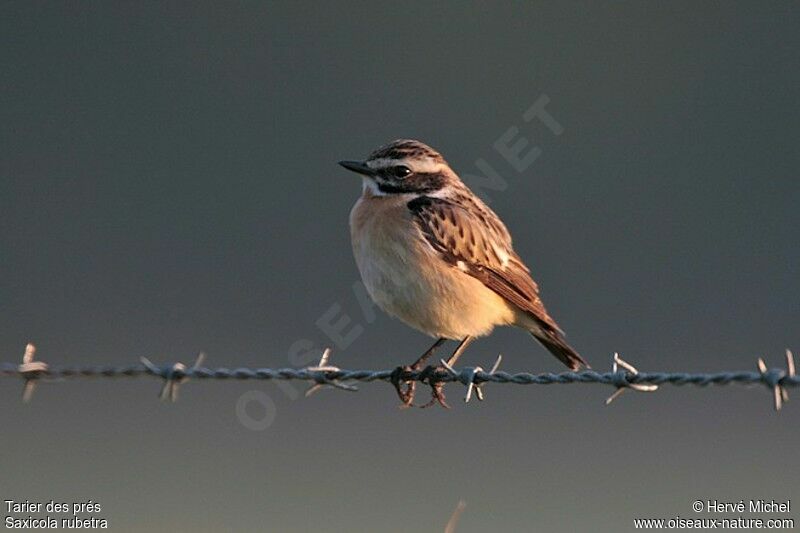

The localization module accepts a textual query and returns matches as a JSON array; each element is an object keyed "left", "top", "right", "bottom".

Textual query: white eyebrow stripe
[
  {"left": 367, "top": 157, "right": 445, "bottom": 174},
  {"left": 366, "top": 158, "right": 404, "bottom": 169}
]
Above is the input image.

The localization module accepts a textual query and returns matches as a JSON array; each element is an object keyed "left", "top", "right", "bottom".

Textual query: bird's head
[{"left": 339, "top": 139, "right": 458, "bottom": 196}]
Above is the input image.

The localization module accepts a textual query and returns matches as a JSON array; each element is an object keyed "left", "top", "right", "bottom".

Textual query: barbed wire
[{"left": 2, "top": 344, "right": 798, "bottom": 411}]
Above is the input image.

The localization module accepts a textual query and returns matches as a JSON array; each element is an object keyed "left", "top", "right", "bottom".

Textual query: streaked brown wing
[{"left": 407, "top": 195, "right": 561, "bottom": 334}]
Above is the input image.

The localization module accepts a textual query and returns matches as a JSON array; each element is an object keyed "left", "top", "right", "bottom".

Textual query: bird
[{"left": 339, "top": 139, "right": 588, "bottom": 405}]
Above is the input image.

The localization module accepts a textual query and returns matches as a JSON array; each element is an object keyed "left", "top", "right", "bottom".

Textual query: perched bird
[{"left": 340, "top": 139, "right": 587, "bottom": 405}]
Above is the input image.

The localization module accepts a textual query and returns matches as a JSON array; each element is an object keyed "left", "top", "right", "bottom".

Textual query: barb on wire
[
  {"left": 18, "top": 343, "right": 47, "bottom": 403},
  {"left": 757, "top": 349, "right": 795, "bottom": 411},
  {"left": 304, "top": 348, "right": 359, "bottom": 397},
  {"left": 441, "top": 354, "right": 503, "bottom": 403},
  {"left": 140, "top": 352, "right": 205, "bottom": 402},
  {"left": 605, "top": 352, "right": 659, "bottom": 405},
  {"left": 2, "top": 343, "right": 799, "bottom": 412}
]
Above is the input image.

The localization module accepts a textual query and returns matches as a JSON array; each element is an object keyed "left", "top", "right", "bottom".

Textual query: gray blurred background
[{"left": 1, "top": 2, "right": 798, "bottom": 531}]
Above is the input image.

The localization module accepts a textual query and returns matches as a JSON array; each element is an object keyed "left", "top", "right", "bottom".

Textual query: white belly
[{"left": 350, "top": 196, "right": 515, "bottom": 339}]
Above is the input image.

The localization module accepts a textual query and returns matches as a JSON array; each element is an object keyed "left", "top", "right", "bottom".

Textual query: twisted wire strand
[{"left": 2, "top": 362, "right": 798, "bottom": 388}]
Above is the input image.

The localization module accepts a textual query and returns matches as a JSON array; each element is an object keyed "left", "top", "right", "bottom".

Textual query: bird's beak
[{"left": 338, "top": 160, "right": 375, "bottom": 177}]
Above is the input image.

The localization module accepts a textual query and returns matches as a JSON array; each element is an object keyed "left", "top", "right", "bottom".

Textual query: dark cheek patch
[{"left": 377, "top": 172, "right": 446, "bottom": 194}]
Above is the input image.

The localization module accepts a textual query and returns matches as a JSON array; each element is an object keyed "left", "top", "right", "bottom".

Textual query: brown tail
[{"left": 530, "top": 331, "right": 589, "bottom": 371}]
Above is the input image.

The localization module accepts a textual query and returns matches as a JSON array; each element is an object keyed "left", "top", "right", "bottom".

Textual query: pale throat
[{"left": 361, "top": 178, "right": 386, "bottom": 197}]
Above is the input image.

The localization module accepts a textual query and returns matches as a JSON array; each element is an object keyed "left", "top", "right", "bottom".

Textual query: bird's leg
[
  {"left": 422, "top": 336, "right": 474, "bottom": 409},
  {"left": 391, "top": 337, "right": 447, "bottom": 407},
  {"left": 445, "top": 336, "right": 474, "bottom": 367},
  {"left": 413, "top": 337, "right": 448, "bottom": 369}
]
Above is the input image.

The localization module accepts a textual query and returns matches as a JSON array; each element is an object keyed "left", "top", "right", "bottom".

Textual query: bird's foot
[
  {"left": 418, "top": 364, "right": 451, "bottom": 408},
  {"left": 390, "top": 363, "right": 452, "bottom": 409},
  {"left": 390, "top": 365, "right": 417, "bottom": 408},
  {"left": 391, "top": 338, "right": 456, "bottom": 408}
]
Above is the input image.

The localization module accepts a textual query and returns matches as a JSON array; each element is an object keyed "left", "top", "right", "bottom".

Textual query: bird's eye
[{"left": 390, "top": 166, "right": 412, "bottom": 179}]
